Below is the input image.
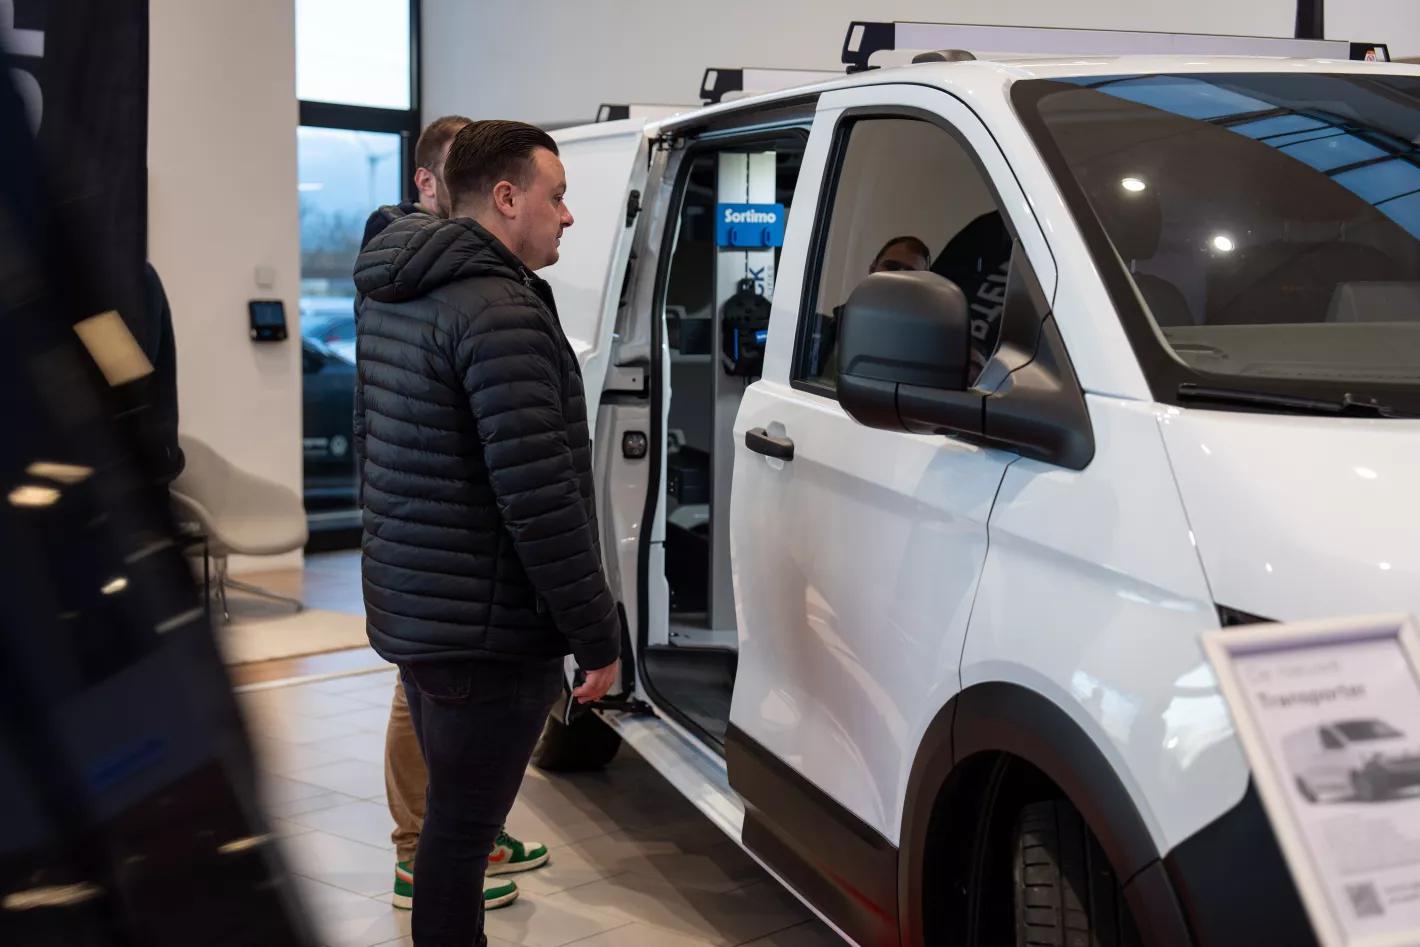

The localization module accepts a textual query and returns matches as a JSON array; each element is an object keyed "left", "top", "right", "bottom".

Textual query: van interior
[{"left": 639, "top": 137, "right": 804, "bottom": 747}]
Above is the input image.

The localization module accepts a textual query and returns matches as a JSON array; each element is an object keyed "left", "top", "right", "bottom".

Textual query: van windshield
[
  {"left": 1335, "top": 719, "right": 1404, "bottom": 741},
  {"left": 1015, "top": 72, "right": 1420, "bottom": 412}
]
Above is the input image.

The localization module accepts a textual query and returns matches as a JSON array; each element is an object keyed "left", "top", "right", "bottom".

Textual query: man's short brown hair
[
  {"left": 443, "top": 120, "right": 560, "bottom": 210},
  {"left": 414, "top": 115, "right": 472, "bottom": 173}
]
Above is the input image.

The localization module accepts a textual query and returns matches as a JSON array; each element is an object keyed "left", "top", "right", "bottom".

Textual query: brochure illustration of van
[{"left": 1283, "top": 719, "right": 1420, "bottom": 803}]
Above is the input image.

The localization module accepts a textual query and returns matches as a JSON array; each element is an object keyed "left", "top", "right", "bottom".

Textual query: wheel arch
[{"left": 898, "top": 681, "right": 1193, "bottom": 945}]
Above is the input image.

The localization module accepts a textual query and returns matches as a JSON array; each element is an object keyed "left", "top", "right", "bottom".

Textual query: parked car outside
[{"left": 301, "top": 337, "right": 356, "bottom": 511}]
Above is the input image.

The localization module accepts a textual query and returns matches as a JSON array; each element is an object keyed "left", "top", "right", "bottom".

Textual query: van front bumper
[{"left": 1146, "top": 780, "right": 1317, "bottom": 946}]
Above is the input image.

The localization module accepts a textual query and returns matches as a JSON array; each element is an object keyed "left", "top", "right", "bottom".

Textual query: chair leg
[
  {"left": 224, "top": 576, "right": 305, "bottom": 614},
  {"left": 214, "top": 556, "right": 232, "bottom": 623}
]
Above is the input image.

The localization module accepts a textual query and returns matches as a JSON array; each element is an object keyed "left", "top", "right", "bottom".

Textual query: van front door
[{"left": 725, "top": 84, "right": 1057, "bottom": 941}]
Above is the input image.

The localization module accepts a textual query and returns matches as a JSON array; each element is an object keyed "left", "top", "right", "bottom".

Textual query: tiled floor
[{"left": 240, "top": 669, "right": 840, "bottom": 947}]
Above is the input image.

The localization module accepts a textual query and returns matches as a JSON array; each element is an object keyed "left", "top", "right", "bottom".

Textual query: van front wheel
[
  {"left": 1013, "top": 800, "right": 1141, "bottom": 947},
  {"left": 532, "top": 708, "right": 622, "bottom": 772}
]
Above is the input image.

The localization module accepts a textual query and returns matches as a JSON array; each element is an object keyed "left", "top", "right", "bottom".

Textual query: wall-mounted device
[{"left": 248, "top": 299, "right": 288, "bottom": 341}]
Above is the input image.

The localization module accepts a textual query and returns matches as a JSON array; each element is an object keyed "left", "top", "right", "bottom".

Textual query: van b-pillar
[{"left": 710, "top": 151, "right": 776, "bottom": 631}]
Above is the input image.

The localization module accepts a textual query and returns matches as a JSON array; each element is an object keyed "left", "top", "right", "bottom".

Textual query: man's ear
[
  {"left": 490, "top": 179, "right": 519, "bottom": 219},
  {"left": 413, "top": 167, "right": 436, "bottom": 202}
]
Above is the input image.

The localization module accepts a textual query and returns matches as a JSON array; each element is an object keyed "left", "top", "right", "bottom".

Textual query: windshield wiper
[{"left": 1177, "top": 384, "right": 1417, "bottom": 418}]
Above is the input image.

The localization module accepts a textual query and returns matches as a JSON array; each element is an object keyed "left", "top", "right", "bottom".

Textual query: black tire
[
  {"left": 1013, "top": 800, "right": 1142, "bottom": 947},
  {"left": 1296, "top": 776, "right": 1318, "bottom": 803},
  {"left": 531, "top": 708, "right": 621, "bottom": 772}
]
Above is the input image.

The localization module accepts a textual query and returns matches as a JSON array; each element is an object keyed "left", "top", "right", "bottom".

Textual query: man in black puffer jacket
[{"left": 353, "top": 120, "right": 620, "bottom": 947}]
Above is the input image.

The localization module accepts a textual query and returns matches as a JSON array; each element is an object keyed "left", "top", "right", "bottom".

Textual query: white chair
[{"left": 171, "top": 433, "right": 309, "bottom": 621}]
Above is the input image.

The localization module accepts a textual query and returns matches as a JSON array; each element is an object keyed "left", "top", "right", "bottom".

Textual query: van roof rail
[
  {"left": 841, "top": 19, "right": 1391, "bottom": 72},
  {"left": 596, "top": 103, "right": 692, "bottom": 123},
  {"left": 911, "top": 49, "right": 977, "bottom": 64},
  {"left": 700, "top": 66, "right": 842, "bottom": 104}
]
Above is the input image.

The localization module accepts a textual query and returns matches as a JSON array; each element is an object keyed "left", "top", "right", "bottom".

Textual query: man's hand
[{"left": 573, "top": 659, "right": 620, "bottom": 704}]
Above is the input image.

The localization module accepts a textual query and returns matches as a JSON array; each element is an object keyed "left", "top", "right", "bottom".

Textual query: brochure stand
[{"left": 1204, "top": 614, "right": 1420, "bottom": 947}]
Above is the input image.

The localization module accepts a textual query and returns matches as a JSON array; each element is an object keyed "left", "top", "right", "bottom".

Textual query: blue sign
[{"left": 716, "top": 202, "right": 786, "bottom": 249}]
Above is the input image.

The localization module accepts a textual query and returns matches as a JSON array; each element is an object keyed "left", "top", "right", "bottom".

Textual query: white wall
[
  {"left": 1328, "top": 1, "right": 1420, "bottom": 60},
  {"left": 149, "top": 0, "right": 303, "bottom": 572},
  {"left": 423, "top": 0, "right": 1314, "bottom": 126}
]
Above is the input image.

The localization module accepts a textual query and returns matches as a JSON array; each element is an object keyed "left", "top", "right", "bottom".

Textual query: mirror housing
[
  {"left": 837, "top": 271, "right": 980, "bottom": 434},
  {"left": 836, "top": 250, "right": 1094, "bottom": 470}
]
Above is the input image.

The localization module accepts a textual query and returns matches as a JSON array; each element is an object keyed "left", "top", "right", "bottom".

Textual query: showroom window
[
  {"left": 296, "top": 0, "right": 420, "bottom": 529},
  {"left": 795, "top": 116, "right": 1013, "bottom": 395}
]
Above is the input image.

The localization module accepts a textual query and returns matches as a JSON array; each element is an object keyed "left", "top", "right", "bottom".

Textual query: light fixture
[
  {"left": 1354, "top": 466, "right": 1379, "bottom": 480},
  {"left": 1211, "top": 234, "right": 1235, "bottom": 253},
  {"left": 1380, "top": 562, "right": 1393, "bottom": 571},
  {"left": 1121, "top": 177, "right": 1146, "bottom": 192},
  {"left": 101, "top": 577, "right": 129, "bottom": 595},
  {"left": 8, "top": 484, "right": 60, "bottom": 508}
]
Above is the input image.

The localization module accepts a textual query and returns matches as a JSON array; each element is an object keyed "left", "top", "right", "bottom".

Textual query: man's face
[
  {"left": 512, "top": 148, "right": 574, "bottom": 270},
  {"left": 870, "top": 242, "right": 929, "bottom": 274}
]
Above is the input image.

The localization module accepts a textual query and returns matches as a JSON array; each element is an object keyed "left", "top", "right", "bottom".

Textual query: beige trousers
[{"left": 385, "top": 679, "right": 427, "bottom": 862}]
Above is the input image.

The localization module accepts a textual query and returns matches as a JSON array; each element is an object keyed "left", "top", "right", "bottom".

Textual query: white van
[
  {"left": 534, "top": 51, "right": 1420, "bottom": 947},
  {"left": 1284, "top": 720, "right": 1420, "bottom": 804}
]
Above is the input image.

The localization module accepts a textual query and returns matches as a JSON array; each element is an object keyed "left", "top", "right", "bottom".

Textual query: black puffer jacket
[{"left": 352, "top": 209, "right": 620, "bottom": 670}]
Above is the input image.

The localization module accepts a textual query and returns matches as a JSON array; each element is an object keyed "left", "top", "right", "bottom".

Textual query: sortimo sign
[{"left": 715, "top": 202, "right": 786, "bottom": 249}]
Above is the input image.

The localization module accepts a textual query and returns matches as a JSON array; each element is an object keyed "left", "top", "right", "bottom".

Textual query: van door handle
[{"left": 745, "top": 427, "right": 794, "bottom": 461}]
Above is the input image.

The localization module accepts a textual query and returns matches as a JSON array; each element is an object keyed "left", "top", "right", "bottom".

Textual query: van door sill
[
  {"left": 594, "top": 706, "right": 743, "bottom": 840},
  {"left": 594, "top": 706, "right": 862, "bottom": 945}
]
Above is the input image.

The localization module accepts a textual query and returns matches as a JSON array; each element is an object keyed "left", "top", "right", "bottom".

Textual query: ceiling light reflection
[
  {"left": 101, "top": 577, "right": 129, "bottom": 595},
  {"left": 1211, "top": 235, "right": 1235, "bottom": 253},
  {"left": 26, "top": 461, "right": 93, "bottom": 484},
  {"left": 9, "top": 484, "right": 60, "bottom": 508},
  {"left": 1121, "top": 177, "right": 1146, "bottom": 192}
]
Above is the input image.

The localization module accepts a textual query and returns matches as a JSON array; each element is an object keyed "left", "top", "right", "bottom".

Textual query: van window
[
  {"left": 795, "top": 116, "right": 1012, "bottom": 393},
  {"left": 1016, "top": 72, "right": 1420, "bottom": 412},
  {"left": 1334, "top": 719, "right": 1402, "bottom": 742}
]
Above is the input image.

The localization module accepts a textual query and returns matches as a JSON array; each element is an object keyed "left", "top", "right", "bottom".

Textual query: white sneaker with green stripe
[
  {"left": 391, "top": 860, "right": 520, "bottom": 911},
  {"left": 485, "top": 828, "right": 550, "bottom": 876}
]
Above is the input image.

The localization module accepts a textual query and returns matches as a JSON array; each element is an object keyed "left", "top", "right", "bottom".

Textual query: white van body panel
[
  {"left": 1158, "top": 410, "right": 1420, "bottom": 622},
  {"left": 730, "top": 82, "right": 1051, "bottom": 843},
  {"left": 961, "top": 395, "right": 1247, "bottom": 855},
  {"left": 543, "top": 119, "right": 649, "bottom": 437}
]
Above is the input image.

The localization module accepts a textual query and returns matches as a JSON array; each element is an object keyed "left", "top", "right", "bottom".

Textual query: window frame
[
  {"left": 297, "top": 0, "right": 422, "bottom": 201},
  {"left": 789, "top": 105, "right": 1025, "bottom": 401}
]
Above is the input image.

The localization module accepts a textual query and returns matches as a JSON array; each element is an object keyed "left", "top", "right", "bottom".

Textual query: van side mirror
[
  {"left": 836, "top": 251, "right": 1095, "bottom": 470},
  {"left": 837, "top": 270, "right": 981, "bottom": 435}
]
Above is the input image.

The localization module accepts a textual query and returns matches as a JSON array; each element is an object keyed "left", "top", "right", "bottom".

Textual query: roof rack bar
[
  {"left": 699, "top": 66, "right": 841, "bottom": 104},
  {"left": 840, "top": 20, "right": 1390, "bottom": 70},
  {"left": 596, "top": 103, "right": 691, "bottom": 123}
]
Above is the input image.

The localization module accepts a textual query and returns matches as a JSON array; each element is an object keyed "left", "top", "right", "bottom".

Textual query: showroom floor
[{"left": 233, "top": 555, "right": 838, "bottom": 947}]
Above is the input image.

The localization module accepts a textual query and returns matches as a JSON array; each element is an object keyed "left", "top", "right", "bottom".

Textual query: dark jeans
[{"left": 399, "top": 657, "right": 563, "bottom": 947}]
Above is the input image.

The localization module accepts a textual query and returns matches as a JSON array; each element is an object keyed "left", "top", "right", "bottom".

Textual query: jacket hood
[{"left": 354, "top": 210, "right": 530, "bottom": 304}]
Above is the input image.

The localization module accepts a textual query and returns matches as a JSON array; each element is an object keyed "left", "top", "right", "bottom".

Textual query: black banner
[{"left": 4, "top": 0, "right": 148, "bottom": 329}]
